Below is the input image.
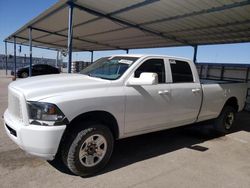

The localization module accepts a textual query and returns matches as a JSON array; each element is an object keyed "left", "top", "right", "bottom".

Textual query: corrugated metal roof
[{"left": 4, "top": 0, "right": 250, "bottom": 51}]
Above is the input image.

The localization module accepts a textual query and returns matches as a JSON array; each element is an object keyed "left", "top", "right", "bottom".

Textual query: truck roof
[{"left": 110, "top": 54, "right": 191, "bottom": 62}]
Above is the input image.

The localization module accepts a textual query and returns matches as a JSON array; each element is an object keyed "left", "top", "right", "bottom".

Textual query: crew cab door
[
  {"left": 168, "top": 59, "right": 202, "bottom": 126},
  {"left": 124, "top": 58, "right": 172, "bottom": 134}
]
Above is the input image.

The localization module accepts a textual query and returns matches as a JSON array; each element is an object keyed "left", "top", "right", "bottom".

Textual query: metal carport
[{"left": 3, "top": 0, "right": 250, "bottom": 76}]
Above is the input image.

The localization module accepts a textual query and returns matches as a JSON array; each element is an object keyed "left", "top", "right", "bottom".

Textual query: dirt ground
[{"left": 0, "top": 74, "right": 250, "bottom": 188}]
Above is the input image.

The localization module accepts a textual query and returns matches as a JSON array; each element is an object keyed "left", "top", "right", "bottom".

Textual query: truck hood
[{"left": 9, "top": 73, "right": 111, "bottom": 101}]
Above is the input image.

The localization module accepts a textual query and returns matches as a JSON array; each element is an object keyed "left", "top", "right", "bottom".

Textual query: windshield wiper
[
  {"left": 82, "top": 73, "right": 115, "bottom": 80},
  {"left": 85, "top": 73, "right": 106, "bottom": 80}
]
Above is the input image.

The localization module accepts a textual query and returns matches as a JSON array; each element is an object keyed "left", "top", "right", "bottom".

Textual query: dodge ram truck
[{"left": 3, "top": 55, "right": 247, "bottom": 176}]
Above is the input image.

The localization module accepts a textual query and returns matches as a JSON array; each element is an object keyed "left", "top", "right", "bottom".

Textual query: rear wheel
[
  {"left": 214, "top": 106, "right": 236, "bottom": 134},
  {"left": 21, "top": 72, "right": 28, "bottom": 78},
  {"left": 62, "top": 123, "right": 114, "bottom": 176}
]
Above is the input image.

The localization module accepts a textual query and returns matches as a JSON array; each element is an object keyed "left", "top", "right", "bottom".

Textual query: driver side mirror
[{"left": 127, "top": 72, "right": 158, "bottom": 86}]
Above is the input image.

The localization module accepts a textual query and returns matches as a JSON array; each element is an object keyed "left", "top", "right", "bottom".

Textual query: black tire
[
  {"left": 214, "top": 106, "right": 236, "bottom": 134},
  {"left": 61, "top": 123, "right": 114, "bottom": 176},
  {"left": 21, "top": 71, "right": 28, "bottom": 78}
]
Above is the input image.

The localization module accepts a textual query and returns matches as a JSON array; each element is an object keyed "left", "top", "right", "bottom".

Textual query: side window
[
  {"left": 43, "top": 65, "right": 51, "bottom": 72},
  {"left": 41, "top": 65, "right": 48, "bottom": 69},
  {"left": 135, "top": 59, "right": 165, "bottom": 83},
  {"left": 33, "top": 65, "right": 42, "bottom": 70},
  {"left": 44, "top": 65, "right": 51, "bottom": 70},
  {"left": 170, "top": 60, "right": 193, "bottom": 83}
]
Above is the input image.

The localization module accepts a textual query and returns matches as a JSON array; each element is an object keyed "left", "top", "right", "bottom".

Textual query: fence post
[
  {"left": 5, "top": 41, "right": 8, "bottom": 75},
  {"left": 29, "top": 27, "right": 33, "bottom": 76},
  {"left": 14, "top": 36, "right": 17, "bottom": 80},
  {"left": 205, "top": 65, "right": 209, "bottom": 78},
  {"left": 220, "top": 66, "right": 225, "bottom": 80},
  {"left": 67, "top": 3, "right": 74, "bottom": 73},
  {"left": 246, "top": 67, "right": 250, "bottom": 83},
  {"left": 193, "top": 45, "right": 198, "bottom": 63},
  {"left": 199, "top": 65, "right": 203, "bottom": 78}
]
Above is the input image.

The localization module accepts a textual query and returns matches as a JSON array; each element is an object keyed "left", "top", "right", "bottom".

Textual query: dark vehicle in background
[{"left": 11, "top": 64, "right": 60, "bottom": 78}]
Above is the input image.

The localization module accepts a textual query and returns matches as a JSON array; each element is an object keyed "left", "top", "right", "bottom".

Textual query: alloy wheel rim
[
  {"left": 22, "top": 72, "right": 28, "bottom": 78},
  {"left": 225, "top": 112, "right": 234, "bottom": 130},
  {"left": 79, "top": 134, "right": 107, "bottom": 167}
]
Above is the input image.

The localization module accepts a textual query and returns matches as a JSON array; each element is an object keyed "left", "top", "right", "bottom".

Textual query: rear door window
[{"left": 170, "top": 60, "right": 193, "bottom": 83}]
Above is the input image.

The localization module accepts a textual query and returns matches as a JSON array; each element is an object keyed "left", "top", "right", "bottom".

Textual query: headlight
[{"left": 27, "top": 101, "right": 68, "bottom": 126}]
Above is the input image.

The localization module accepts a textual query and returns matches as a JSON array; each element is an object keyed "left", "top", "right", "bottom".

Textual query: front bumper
[{"left": 3, "top": 109, "right": 66, "bottom": 160}]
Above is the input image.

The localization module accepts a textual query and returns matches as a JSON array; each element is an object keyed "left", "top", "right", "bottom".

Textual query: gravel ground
[{"left": 0, "top": 74, "right": 250, "bottom": 188}]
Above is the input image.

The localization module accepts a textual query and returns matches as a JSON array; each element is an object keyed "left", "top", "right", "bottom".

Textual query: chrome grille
[{"left": 8, "top": 89, "right": 22, "bottom": 121}]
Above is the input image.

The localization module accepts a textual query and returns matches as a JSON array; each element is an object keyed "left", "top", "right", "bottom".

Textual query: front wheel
[
  {"left": 62, "top": 123, "right": 114, "bottom": 176},
  {"left": 214, "top": 106, "right": 236, "bottom": 134}
]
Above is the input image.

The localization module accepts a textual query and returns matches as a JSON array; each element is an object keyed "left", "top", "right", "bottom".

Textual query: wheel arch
[
  {"left": 64, "top": 110, "right": 120, "bottom": 140},
  {"left": 223, "top": 97, "right": 239, "bottom": 112}
]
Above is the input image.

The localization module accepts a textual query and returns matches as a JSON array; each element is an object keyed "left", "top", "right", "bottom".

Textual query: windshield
[{"left": 80, "top": 56, "right": 138, "bottom": 80}]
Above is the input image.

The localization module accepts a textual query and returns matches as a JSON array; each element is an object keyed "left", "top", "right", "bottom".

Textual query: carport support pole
[
  {"left": 29, "top": 27, "right": 33, "bottom": 77},
  {"left": 14, "top": 37, "right": 17, "bottom": 80},
  {"left": 5, "top": 41, "right": 7, "bottom": 75},
  {"left": 193, "top": 45, "right": 198, "bottom": 63},
  {"left": 67, "top": 3, "right": 74, "bottom": 73},
  {"left": 91, "top": 51, "right": 94, "bottom": 63},
  {"left": 56, "top": 50, "right": 59, "bottom": 67}
]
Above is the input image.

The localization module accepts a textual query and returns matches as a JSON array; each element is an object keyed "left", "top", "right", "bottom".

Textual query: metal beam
[
  {"left": 70, "top": 2, "right": 191, "bottom": 46},
  {"left": 5, "top": 41, "right": 8, "bottom": 75},
  {"left": 167, "top": 20, "right": 250, "bottom": 35},
  {"left": 33, "top": 0, "right": 160, "bottom": 41},
  {"left": 90, "top": 51, "right": 94, "bottom": 63},
  {"left": 167, "top": 28, "right": 250, "bottom": 40},
  {"left": 33, "top": 18, "right": 100, "bottom": 41},
  {"left": 142, "top": 0, "right": 250, "bottom": 26},
  {"left": 67, "top": 3, "right": 74, "bottom": 73},
  {"left": 5, "top": 39, "right": 60, "bottom": 51},
  {"left": 77, "top": 27, "right": 127, "bottom": 39},
  {"left": 29, "top": 27, "right": 33, "bottom": 77},
  {"left": 110, "top": 0, "right": 159, "bottom": 15},
  {"left": 191, "top": 40, "right": 250, "bottom": 47},
  {"left": 36, "top": 0, "right": 246, "bottom": 47},
  {"left": 14, "top": 36, "right": 72, "bottom": 50},
  {"left": 31, "top": 27, "right": 122, "bottom": 50},
  {"left": 70, "top": 19, "right": 250, "bottom": 40},
  {"left": 56, "top": 50, "right": 59, "bottom": 67},
  {"left": 14, "top": 37, "right": 17, "bottom": 80},
  {"left": 193, "top": 45, "right": 198, "bottom": 63}
]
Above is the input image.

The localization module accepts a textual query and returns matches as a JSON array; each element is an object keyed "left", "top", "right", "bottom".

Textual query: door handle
[
  {"left": 163, "top": 90, "right": 170, "bottom": 94},
  {"left": 158, "top": 90, "right": 170, "bottom": 95},
  {"left": 158, "top": 91, "right": 164, "bottom": 95},
  {"left": 192, "top": 88, "right": 201, "bottom": 93}
]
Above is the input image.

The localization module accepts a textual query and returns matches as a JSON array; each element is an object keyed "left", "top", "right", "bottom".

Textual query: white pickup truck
[{"left": 4, "top": 55, "right": 247, "bottom": 176}]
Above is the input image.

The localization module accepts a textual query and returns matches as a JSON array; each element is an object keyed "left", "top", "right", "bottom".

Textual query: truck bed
[{"left": 197, "top": 79, "right": 247, "bottom": 122}]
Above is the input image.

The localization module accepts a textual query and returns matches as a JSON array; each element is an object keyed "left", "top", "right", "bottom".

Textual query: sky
[{"left": 0, "top": 0, "right": 250, "bottom": 64}]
